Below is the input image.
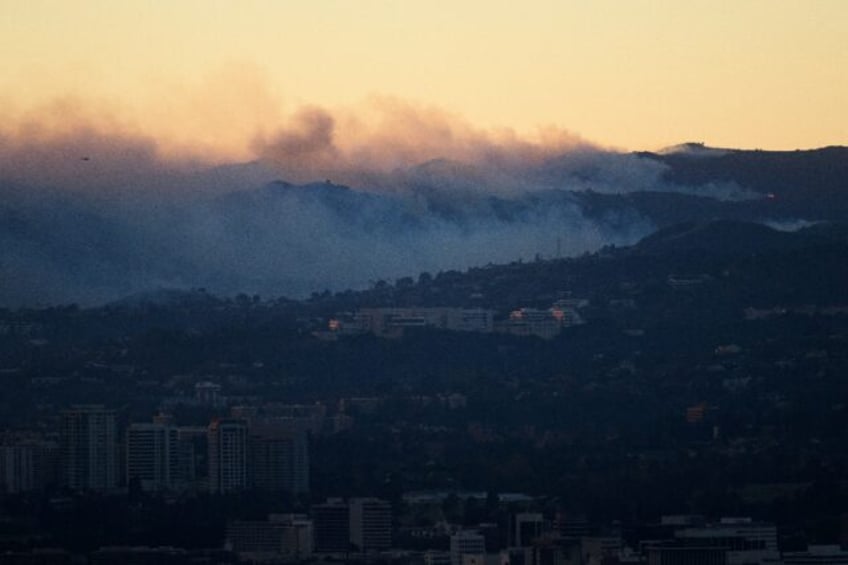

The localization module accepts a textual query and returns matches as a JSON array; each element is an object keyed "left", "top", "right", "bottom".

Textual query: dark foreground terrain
[{"left": 0, "top": 220, "right": 847, "bottom": 563}]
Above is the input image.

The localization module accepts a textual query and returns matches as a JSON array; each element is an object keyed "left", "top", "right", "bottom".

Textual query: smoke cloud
[
  {"left": 0, "top": 89, "right": 761, "bottom": 306},
  {"left": 250, "top": 96, "right": 591, "bottom": 188}
]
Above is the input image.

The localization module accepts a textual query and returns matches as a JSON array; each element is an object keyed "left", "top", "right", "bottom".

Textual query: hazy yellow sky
[{"left": 1, "top": 0, "right": 846, "bottom": 157}]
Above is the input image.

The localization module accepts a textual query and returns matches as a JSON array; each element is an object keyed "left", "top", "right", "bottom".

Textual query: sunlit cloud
[{"left": 0, "top": 70, "right": 594, "bottom": 193}]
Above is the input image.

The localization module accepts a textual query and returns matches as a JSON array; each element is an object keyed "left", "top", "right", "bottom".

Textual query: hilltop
[{"left": 1, "top": 144, "right": 847, "bottom": 307}]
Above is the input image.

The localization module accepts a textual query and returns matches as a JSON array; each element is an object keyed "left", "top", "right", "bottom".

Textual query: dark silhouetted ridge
[{"left": 634, "top": 220, "right": 802, "bottom": 256}]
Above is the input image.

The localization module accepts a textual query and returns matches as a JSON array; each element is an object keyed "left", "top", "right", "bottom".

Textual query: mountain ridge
[{"left": 1, "top": 145, "right": 846, "bottom": 307}]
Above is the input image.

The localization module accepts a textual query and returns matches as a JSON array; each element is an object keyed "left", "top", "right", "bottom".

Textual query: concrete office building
[
  {"left": 208, "top": 419, "right": 248, "bottom": 493},
  {"left": 783, "top": 545, "right": 848, "bottom": 564},
  {"left": 174, "top": 426, "right": 208, "bottom": 491},
  {"left": 249, "top": 422, "right": 309, "bottom": 495},
  {"left": 126, "top": 422, "right": 179, "bottom": 491},
  {"left": 0, "top": 437, "right": 57, "bottom": 494},
  {"left": 675, "top": 518, "right": 780, "bottom": 565},
  {"left": 349, "top": 497, "right": 392, "bottom": 553},
  {"left": 312, "top": 499, "right": 350, "bottom": 554},
  {"left": 450, "top": 530, "right": 486, "bottom": 565},
  {"left": 510, "top": 513, "right": 544, "bottom": 548},
  {"left": 60, "top": 406, "right": 118, "bottom": 491},
  {"left": 226, "top": 514, "right": 314, "bottom": 562}
]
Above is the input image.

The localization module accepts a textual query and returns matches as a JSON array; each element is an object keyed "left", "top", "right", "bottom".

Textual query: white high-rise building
[{"left": 60, "top": 406, "right": 118, "bottom": 491}]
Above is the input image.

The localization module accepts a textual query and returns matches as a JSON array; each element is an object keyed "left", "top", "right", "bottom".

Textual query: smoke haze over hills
[{"left": 0, "top": 97, "right": 841, "bottom": 307}]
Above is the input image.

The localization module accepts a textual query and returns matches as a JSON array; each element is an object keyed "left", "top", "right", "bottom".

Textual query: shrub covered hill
[
  {"left": 575, "top": 145, "right": 848, "bottom": 226},
  {"left": 309, "top": 219, "right": 848, "bottom": 318},
  {"left": 10, "top": 218, "right": 845, "bottom": 334},
  {"left": 13, "top": 217, "right": 839, "bottom": 337}
]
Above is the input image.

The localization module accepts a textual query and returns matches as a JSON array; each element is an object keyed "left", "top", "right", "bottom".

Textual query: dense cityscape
[
  {"left": 1, "top": 220, "right": 847, "bottom": 564},
  {"left": 2, "top": 3, "right": 848, "bottom": 562}
]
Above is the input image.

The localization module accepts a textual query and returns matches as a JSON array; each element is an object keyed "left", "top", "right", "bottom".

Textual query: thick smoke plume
[
  {"left": 251, "top": 97, "right": 591, "bottom": 187},
  {"left": 0, "top": 93, "right": 753, "bottom": 306}
]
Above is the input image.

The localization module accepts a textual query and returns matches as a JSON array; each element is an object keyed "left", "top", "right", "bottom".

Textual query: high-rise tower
[{"left": 60, "top": 405, "right": 118, "bottom": 491}]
